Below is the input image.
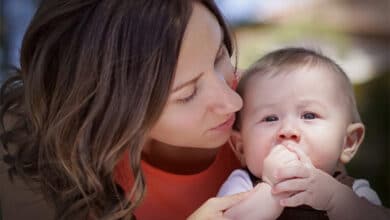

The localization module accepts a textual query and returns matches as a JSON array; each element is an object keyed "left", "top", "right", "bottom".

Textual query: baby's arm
[
  {"left": 326, "top": 181, "right": 390, "bottom": 220},
  {"left": 271, "top": 145, "right": 390, "bottom": 220}
]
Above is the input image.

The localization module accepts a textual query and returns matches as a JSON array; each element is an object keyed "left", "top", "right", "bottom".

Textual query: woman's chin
[{"left": 203, "top": 131, "right": 232, "bottom": 148}]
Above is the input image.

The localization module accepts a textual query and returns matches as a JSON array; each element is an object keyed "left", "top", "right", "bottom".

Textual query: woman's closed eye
[{"left": 177, "top": 88, "right": 198, "bottom": 104}]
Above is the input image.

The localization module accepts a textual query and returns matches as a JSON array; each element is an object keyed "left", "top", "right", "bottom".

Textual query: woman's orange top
[{"left": 114, "top": 143, "right": 240, "bottom": 220}]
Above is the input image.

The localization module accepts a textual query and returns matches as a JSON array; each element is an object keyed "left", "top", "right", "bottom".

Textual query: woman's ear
[
  {"left": 229, "top": 130, "right": 246, "bottom": 166},
  {"left": 340, "top": 123, "right": 365, "bottom": 164}
]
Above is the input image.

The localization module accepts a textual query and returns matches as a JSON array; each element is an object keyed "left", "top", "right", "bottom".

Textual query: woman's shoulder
[{"left": 0, "top": 129, "right": 54, "bottom": 220}]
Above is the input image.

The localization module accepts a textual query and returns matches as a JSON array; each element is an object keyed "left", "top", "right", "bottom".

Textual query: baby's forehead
[
  {"left": 235, "top": 48, "right": 362, "bottom": 124},
  {"left": 242, "top": 64, "right": 357, "bottom": 120},
  {"left": 248, "top": 63, "right": 350, "bottom": 90}
]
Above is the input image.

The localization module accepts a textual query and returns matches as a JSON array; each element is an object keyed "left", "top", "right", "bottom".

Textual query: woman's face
[{"left": 149, "top": 2, "right": 243, "bottom": 149}]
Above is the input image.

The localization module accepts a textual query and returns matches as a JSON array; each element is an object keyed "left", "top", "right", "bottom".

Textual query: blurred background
[{"left": 0, "top": 0, "right": 389, "bottom": 212}]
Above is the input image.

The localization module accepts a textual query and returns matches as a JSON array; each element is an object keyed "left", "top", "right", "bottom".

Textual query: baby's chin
[
  {"left": 315, "top": 164, "right": 339, "bottom": 176},
  {"left": 249, "top": 168, "right": 263, "bottom": 179}
]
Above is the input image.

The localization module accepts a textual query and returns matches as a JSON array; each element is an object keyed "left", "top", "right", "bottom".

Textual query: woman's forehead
[{"left": 173, "top": 2, "right": 222, "bottom": 88}]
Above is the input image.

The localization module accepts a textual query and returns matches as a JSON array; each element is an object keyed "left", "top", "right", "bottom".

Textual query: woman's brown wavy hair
[{"left": 0, "top": 0, "right": 234, "bottom": 219}]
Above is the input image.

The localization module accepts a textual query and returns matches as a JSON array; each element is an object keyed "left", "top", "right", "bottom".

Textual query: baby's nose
[{"left": 277, "top": 126, "right": 301, "bottom": 142}]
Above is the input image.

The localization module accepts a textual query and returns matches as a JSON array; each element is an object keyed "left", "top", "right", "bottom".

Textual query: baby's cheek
[
  {"left": 309, "top": 151, "right": 339, "bottom": 174},
  {"left": 245, "top": 152, "right": 265, "bottom": 178},
  {"left": 249, "top": 165, "right": 263, "bottom": 178}
]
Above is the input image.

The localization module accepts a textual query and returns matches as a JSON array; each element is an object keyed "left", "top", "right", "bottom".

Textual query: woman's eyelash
[
  {"left": 177, "top": 46, "right": 227, "bottom": 105},
  {"left": 214, "top": 52, "right": 223, "bottom": 64},
  {"left": 177, "top": 88, "right": 197, "bottom": 104},
  {"left": 215, "top": 46, "right": 227, "bottom": 64}
]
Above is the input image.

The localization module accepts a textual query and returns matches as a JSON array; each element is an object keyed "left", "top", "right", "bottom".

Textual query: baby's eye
[
  {"left": 302, "top": 112, "right": 317, "bottom": 120},
  {"left": 262, "top": 115, "right": 279, "bottom": 122}
]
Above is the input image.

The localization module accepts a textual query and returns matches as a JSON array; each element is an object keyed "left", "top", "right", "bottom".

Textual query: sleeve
[
  {"left": 217, "top": 169, "right": 254, "bottom": 197},
  {"left": 352, "top": 179, "right": 382, "bottom": 206}
]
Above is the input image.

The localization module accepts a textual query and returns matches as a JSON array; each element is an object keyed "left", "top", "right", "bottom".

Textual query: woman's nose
[{"left": 209, "top": 73, "right": 243, "bottom": 115}]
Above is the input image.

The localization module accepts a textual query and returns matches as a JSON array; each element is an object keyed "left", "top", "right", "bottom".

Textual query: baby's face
[{"left": 240, "top": 66, "right": 351, "bottom": 177}]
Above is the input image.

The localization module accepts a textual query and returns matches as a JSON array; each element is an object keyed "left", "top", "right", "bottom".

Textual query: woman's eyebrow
[{"left": 172, "top": 72, "right": 204, "bottom": 93}]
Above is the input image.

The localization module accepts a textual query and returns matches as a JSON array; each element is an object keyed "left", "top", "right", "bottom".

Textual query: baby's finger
[
  {"left": 275, "top": 164, "right": 310, "bottom": 181},
  {"left": 273, "top": 145, "right": 298, "bottom": 162},
  {"left": 280, "top": 191, "right": 307, "bottom": 207},
  {"left": 269, "top": 144, "right": 287, "bottom": 156},
  {"left": 213, "top": 191, "right": 252, "bottom": 211},
  {"left": 285, "top": 144, "right": 314, "bottom": 168},
  {"left": 285, "top": 159, "right": 301, "bottom": 167},
  {"left": 272, "top": 178, "right": 307, "bottom": 194}
]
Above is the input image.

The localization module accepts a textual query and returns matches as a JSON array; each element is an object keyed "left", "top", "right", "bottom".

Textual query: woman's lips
[{"left": 211, "top": 115, "right": 235, "bottom": 131}]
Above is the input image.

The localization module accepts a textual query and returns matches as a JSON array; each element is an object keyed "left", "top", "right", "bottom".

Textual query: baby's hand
[
  {"left": 262, "top": 144, "right": 300, "bottom": 186},
  {"left": 224, "top": 182, "right": 288, "bottom": 220},
  {"left": 271, "top": 145, "right": 343, "bottom": 212}
]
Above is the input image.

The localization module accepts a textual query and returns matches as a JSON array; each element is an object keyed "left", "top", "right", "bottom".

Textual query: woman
[{"left": 1, "top": 0, "right": 246, "bottom": 219}]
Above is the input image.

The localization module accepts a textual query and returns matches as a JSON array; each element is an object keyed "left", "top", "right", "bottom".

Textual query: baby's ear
[
  {"left": 229, "top": 130, "right": 246, "bottom": 166},
  {"left": 340, "top": 123, "right": 365, "bottom": 164}
]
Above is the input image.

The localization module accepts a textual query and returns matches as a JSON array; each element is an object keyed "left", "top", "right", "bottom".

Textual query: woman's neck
[{"left": 142, "top": 139, "right": 220, "bottom": 175}]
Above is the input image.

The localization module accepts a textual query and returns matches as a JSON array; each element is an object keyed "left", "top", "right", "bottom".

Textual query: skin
[
  {"left": 144, "top": 3, "right": 243, "bottom": 175},
  {"left": 239, "top": 65, "right": 358, "bottom": 178},
  {"left": 188, "top": 191, "right": 252, "bottom": 220},
  {"left": 224, "top": 181, "right": 285, "bottom": 220},
  {"left": 135, "top": 3, "right": 248, "bottom": 218},
  {"left": 271, "top": 144, "right": 390, "bottom": 220},
  {"left": 226, "top": 65, "right": 390, "bottom": 219}
]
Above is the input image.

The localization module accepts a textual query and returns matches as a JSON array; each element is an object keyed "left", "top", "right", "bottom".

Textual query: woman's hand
[
  {"left": 224, "top": 182, "right": 288, "bottom": 220},
  {"left": 187, "top": 191, "right": 251, "bottom": 220}
]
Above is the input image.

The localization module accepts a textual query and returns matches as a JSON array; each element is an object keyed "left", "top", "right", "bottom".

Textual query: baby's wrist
[
  {"left": 327, "top": 181, "right": 354, "bottom": 214},
  {"left": 256, "top": 182, "right": 284, "bottom": 218},
  {"left": 261, "top": 175, "right": 274, "bottom": 186},
  {"left": 262, "top": 166, "right": 278, "bottom": 186}
]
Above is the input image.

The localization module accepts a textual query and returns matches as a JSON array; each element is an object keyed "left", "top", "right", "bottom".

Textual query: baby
[{"left": 218, "top": 48, "right": 385, "bottom": 220}]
